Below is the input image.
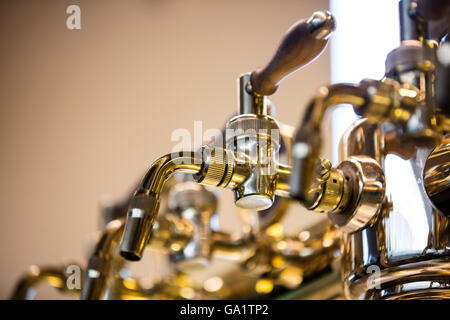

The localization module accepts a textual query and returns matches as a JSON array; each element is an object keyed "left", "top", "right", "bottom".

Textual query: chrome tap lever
[{"left": 249, "top": 11, "right": 335, "bottom": 97}]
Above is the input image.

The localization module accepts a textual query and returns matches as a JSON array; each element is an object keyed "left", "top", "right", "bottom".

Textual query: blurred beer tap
[
  {"left": 79, "top": 175, "right": 340, "bottom": 299},
  {"left": 10, "top": 263, "right": 83, "bottom": 300}
]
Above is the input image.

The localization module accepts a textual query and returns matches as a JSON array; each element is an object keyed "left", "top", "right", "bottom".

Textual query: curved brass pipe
[
  {"left": 290, "top": 84, "right": 366, "bottom": 205},
  {"left": 138, "top": 153, "right": 203, "bottom": 196},
  {"left": 81, "top": 219, "right": 125, "bottom": 300},
  {"left": 120, "top": 152, "right": 203, "bottom": 261},
  {"left": 10, "top": 264, "right": 81, "bottom": 300},
  {"left": 424, "top": 134, "right": 450, "bottom": 214},
  {"left": 82, "top": 213, "right": 196, "bottom": 300},
  {"left": 80, "top": 214, "right": 339, "bottom": 299}
]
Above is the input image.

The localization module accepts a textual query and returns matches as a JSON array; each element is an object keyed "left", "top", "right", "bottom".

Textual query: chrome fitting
[
  {"left": 328, "top": 156, "right": 386, "bottom": 233},
  {"left": 194, "top": 146, "right": 234, "bottom": 188},
  {"left": 225, "top": 114, "right": 281, "bottom": 211},
  {"left": 238, "top": 73, "right": 273, "bottom": 116}
]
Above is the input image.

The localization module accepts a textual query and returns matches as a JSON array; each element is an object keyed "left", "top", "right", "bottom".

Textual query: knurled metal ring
[
  {"left": 225, "top": 114, "right": 280, "bottom": 148},
  {"left": 195, "top": 146, "right": 234, "bottom": 188},
  {"left": 328, "top": 155, "right": 386, "bottom": 233}
]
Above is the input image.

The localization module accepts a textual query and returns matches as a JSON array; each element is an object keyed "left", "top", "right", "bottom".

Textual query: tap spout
[
  {"left": 120, "top": 152, "right": 203, "bottom": 261},
  {"left": 81, "top": 219, "right": 125, "bottom": 300},
  {"left": 290, "top": 83, "right": 366, "bottom": 206}
]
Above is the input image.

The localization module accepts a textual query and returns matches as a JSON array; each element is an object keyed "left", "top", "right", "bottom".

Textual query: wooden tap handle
[{"left": 250, "top": 11, "right": 336, "bottom": 96}]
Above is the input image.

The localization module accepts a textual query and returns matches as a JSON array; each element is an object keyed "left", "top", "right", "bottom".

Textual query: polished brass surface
[
  {"left": 148, "top": 213, "right": 194, "bottom": 252},
  {"left": 345, "top": 258, "right": 450, "bottom": 299},
  {"left": 290, "top": 83, "right": 366, "bottom": 205},
  {"left": 77, "top": 205, "right": 340, "bottom": 300},
  {"left": 10, "top": 263, "right": 82, "bottom": 300},
  {"left": 225, "top": 114, "right": 282, "bottom": 210},
  {"left": 243, "top": 125, "right": 295, "bottom": 232},
  {"left": 120, "top": 133, "right": 295, "bottom": 261},
  {"left": 289, "top": 81, "right": 389, "bottom": 225},
  {"left": 330, "top": 156, "right": 385, "bottom": 233},
  {"left": 168, "top": 182, "right": 217, "bottom": 270},
  {"left": 81, "top": 219, "right": 124, "bottom": 300},
  {"left": 309, "top": 167, "right": 348, "bottom": 214},
  {"left": 339, "top": 119, "right": 450, "bottom": 300},
  {"left": 120, "top": 152, "right": 203, "bottom": 261},
  {"left": 194, "top": 147, "right": 234, "bottom": 188},
  {"left": 274, "top": 164, "right": 292, "bottom": 198},
  {"left": 334, "top": 2, "right": 450, "bottom": 298},
  {"left": 12, "top": 3, "right": 450, "bottom": 301},
  {"left": 424, "top": 134, "right": 450, "bottom": 214}
]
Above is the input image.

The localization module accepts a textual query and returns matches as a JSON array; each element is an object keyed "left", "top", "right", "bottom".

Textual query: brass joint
[
  {"left": 290, "top": 83, "right": 366, "bottom": 204},
  {"left": 353, "top": 79, "right": 398, "bottom": 122},
  {"left": 354, "top": 78, "right": 421, "bottom": 123},
  {"left": 355, "top": 78, "right": 441, "bottom": 145},
  {"left": 194, "top": 146, "right": 234, "bottom": 188},
  {"left": 310, "top": 168, "right": 350, "bottom": 214},
  {"left": 120, "top": 151, "right": 203, "bottom": 262}
]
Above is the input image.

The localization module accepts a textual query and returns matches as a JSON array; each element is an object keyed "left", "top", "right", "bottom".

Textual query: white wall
[{"left": 330, "top": 0, "right": 400, "bottom": 163}]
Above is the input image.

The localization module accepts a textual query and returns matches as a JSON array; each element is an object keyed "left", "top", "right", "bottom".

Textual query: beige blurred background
[{"left": 0, "top": 0, "right": 332, "bottom": 298}]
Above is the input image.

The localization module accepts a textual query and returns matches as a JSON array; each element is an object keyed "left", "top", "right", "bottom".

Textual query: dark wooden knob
[{"left": 250, "top": 11, "right": 335, "bottom": 96}]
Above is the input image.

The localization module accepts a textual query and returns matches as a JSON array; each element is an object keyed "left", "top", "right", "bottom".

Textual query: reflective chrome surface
[
  {"left": 226, "top": 114, "right": 281, "bottom": 210},
  {"left": 340, "top": 119, "right": 450, "bottom": 299},
  {"left": 168, "top": 182, "right": 217, "bottom": 270},
  {"left": 11, "top": 3, "right": 450, "bottom": 300},
  {"left": 424, "top": 134, "right": 450, "bottom": 214},
  {"left": 330, "top": 156, "right": 385, "bottom": 233}
]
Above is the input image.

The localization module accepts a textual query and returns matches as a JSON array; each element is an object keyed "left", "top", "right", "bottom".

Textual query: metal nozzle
[
  {"left": 119, "top": 152, "right": 203, "bottom": 261},
  {"left": 81, "top": 219, "right": 124, "bottom": 300},
  {"left": 290, "top": 83, "right": 366, "bottom": 205},
  {"left": 120, "top": 194, "right": 160, "bottom": 261},
  {"left": 81, "top": 256, "right": 110, "bottom": 300}
]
